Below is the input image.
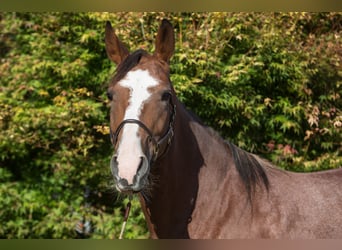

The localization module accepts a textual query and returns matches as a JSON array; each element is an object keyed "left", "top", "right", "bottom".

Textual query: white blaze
[{"left": 116, "top": 69, "right": 159, "bottom": 184}]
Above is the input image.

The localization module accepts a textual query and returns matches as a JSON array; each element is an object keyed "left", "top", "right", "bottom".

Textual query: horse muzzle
[{"left": 110, "top": 154, "right": 149, "bottom": 193}]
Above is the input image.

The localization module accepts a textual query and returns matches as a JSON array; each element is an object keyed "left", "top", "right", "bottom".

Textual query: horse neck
[
  {"left": 156, "top": 99, "right": 223, "bottom": 183},
  {"left": 167, "top": 99, "right": 235, "bottom": 180},
  {"left": 139, "top": 99, "right": 237, "bottom": 238}
]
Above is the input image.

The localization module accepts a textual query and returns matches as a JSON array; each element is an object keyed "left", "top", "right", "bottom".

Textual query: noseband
[{"left": 110, "top": 98, "right": 176, "bottom": 163}]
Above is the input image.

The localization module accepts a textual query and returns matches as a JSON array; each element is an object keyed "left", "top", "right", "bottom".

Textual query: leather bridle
[{"left": 110, "top": 97, "right": 176, "bottom": 163}]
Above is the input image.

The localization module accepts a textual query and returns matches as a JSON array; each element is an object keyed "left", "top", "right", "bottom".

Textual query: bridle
[{"left": 109, "top": 97, "right": 176, "bottom": 163}]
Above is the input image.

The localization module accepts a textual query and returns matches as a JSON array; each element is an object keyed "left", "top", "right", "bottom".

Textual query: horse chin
[
  {"left": 115, "top": 186, "right": 143, "bottom": 195},
  {"left": 114, "top": 175, "right": 148, "bottom": 195}
]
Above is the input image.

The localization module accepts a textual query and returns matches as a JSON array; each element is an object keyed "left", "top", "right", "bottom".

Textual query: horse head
[{"left": 105, "top": 19, "right": 176, "bottom": 193}]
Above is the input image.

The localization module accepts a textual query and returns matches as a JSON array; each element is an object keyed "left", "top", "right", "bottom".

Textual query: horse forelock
[
  {"left": 112, "top": 49, "right": 148, "bottom": 83},
  {"left": 111, "top": 49, "right": 171, "bottom": 87}
]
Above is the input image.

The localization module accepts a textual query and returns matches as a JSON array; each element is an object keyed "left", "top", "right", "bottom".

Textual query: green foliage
[
  {"left": 169, "top": 12, "right": 341, "bottom": 171},
  {"left": 0, "top": 12, "right": 341, "bottom": 238},
  {"left": 0, "top": 12, "right": 147, "bottom": 239}
]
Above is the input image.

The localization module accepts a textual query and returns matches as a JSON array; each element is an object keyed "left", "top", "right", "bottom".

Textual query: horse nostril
[
  {"left": 136, "top": 156, "right": 148, "bottom": 176},
  {"left": 118, "top": 178, "right": 129, "bottom": 188},
  {"left": 110, "top": 155, "right": 119, "bottom": 177},
  {"left": 137, "top": 157, "right": 144, "bottom": 173}
]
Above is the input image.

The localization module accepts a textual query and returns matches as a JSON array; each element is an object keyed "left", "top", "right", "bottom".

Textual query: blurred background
[{"left": 0, "top": 12, "right": 341, "bottom": 238}]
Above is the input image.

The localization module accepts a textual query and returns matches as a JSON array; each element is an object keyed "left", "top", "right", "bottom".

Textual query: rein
[
  {"left": 110, "top": 98, "right": 176, "bottom": 163},
  {"left": 118, "top": 196, "right": 132, "bottom": 239}
]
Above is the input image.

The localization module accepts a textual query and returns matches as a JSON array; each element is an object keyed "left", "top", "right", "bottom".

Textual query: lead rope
[{"left": 118, "top": 196, "right": 132, "bottom": 239}]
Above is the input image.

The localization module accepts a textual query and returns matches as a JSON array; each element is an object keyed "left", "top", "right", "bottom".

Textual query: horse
[{"left": 104, "top": 19, "right": 342, "bottom": 239}]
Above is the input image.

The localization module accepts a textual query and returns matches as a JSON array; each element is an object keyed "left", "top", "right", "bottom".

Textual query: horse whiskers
[
  {"left": 104, "top": 167, "right": 159, "bottom": 206},
  {"left": 137, "top": 170, "right": 160, "bottom": 204},
  {"left": 140, "top": 189, "right": 152, "bottom": 204}
]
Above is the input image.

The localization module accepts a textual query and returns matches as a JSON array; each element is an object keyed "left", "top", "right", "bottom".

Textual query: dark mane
[
  {"left": 113, "top": 49, "right": 148, "bottom": 82},
  {"left": 203, "top": 125, "right": 269, "bottom": 202},
  {"left": 227, "top": 141, "right": 270, "bottom": 202}
]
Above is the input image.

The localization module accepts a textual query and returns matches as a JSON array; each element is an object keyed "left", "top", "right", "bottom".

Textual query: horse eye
[
  {"left": 106, "top": 90, "right": 113, "bottom": 101},
  {"left": 161, "top": 91, "right": 171, "bottom": 102}
]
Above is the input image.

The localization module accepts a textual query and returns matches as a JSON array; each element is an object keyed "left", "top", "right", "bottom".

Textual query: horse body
[
  {"left": 104, "top": 19, "right": 342, "bottom": 239},
  {"left": 140, "top": 101, "right": 342, "bottom": 238}
]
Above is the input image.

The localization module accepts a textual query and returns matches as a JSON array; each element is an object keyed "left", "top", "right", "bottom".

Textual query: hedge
[{"left": 0, "top": 12, "right": 341, "bottom": 238}]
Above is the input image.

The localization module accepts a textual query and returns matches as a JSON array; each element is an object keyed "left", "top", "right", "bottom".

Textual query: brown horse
[{"left": 105, "top": 19, "right": 342, "bottom": 239}]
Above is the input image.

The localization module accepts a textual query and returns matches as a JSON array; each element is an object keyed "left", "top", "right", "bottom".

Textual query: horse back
[{"left": 259, "top": 166, "right": 342, "bottom": 238}]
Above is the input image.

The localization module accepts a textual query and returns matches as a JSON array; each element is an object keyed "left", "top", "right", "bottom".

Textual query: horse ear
[
  {"left": 105, "top": 21, "right": 129, "bottom": 65},
  {"left": 154, "top": 19, "right": 175, "bottom": 64}
]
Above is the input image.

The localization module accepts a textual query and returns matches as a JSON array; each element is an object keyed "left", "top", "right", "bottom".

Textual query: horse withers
[{"left": 104, "top": 19, "right": 342, "bottom": 239}]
